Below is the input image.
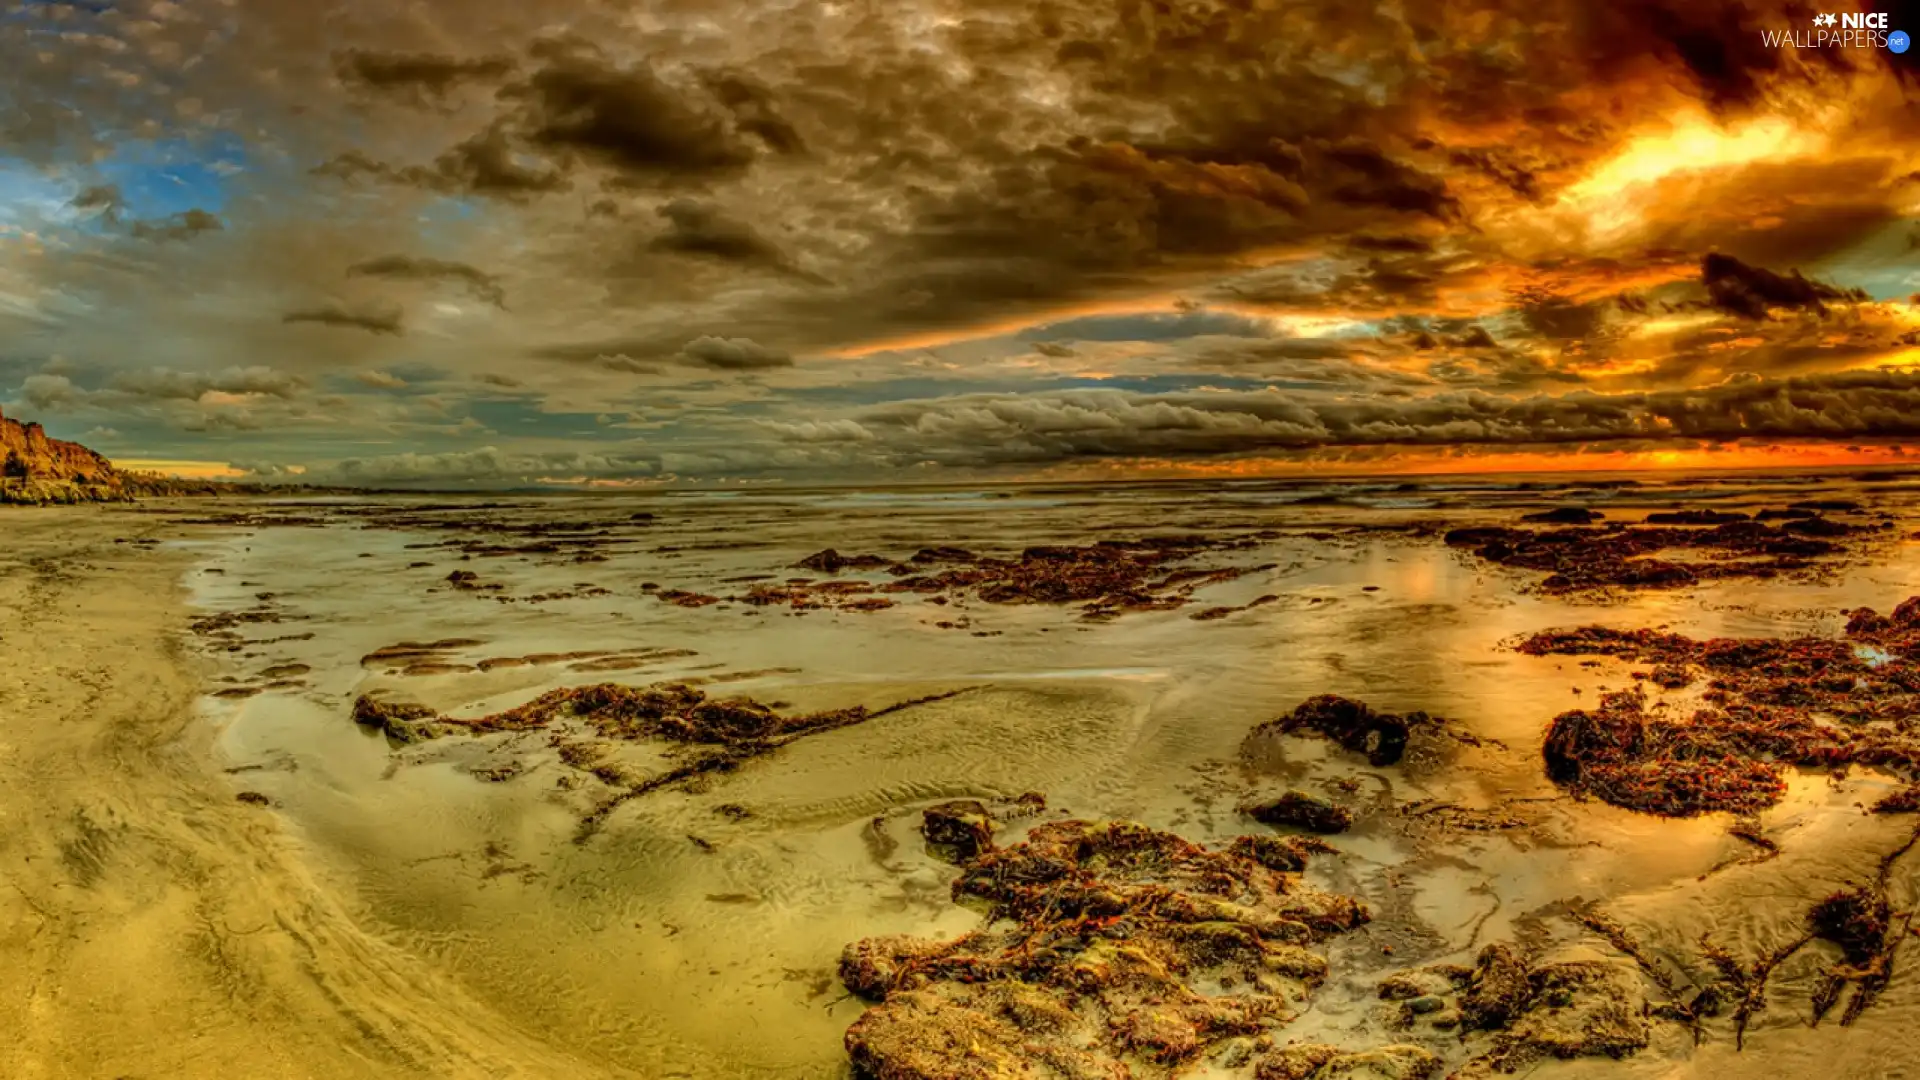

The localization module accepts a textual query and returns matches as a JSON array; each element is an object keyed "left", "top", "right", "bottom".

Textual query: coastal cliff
[{"left": 0, "top": 407, "right": 127, "bottom": 504}]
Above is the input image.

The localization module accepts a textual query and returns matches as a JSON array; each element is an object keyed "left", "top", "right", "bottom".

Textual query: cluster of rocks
[
  {"left": 1446, "top": 505, "right": 1888, "bottom": 591},
  {"left": 1522, "top": 596, "right": 1920, "bottom": 816}
]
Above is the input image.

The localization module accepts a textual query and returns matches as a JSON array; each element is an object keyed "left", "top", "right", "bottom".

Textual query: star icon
[{"left": 1824, "top": 13, "right": 1840, "bottom": 25}]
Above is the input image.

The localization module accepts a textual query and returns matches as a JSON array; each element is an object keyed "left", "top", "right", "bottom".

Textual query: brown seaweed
[{"left": 840, "top": 819, "right": 1372, "bottom": 1078}]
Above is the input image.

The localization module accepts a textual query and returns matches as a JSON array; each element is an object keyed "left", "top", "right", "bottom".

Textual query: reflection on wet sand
[{"left": 9, "top": 471, "right": 1920, "bottom": 1077}]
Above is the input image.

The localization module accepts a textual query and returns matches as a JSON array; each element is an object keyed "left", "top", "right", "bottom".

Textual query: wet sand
[
  {"left": 5, "top": 475, "right": 1920, "bottom": 1077},
  {"left": 0, "top": 510, "right": 598, "bottom": 1078}
]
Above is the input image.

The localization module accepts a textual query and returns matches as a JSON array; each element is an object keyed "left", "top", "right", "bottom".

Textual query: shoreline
[
  {"left": 0, "top": 507, "right": 604, "bottom": 1079},
  {"left": 4, "top": 485, "right": 1920, "bottom": 1078}
]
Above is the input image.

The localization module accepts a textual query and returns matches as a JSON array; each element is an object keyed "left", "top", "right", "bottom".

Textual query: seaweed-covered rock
[
  {"left": 1509, "top": 960, "right": 1648, "bottom": 1060},
  {"left": 350, "top": 694, "right": 449, "bottom": 743},
  {"left": 795, "top": 549, "right": 893, "bottom": 574},
  {"left": 1316, "top": 1045, "right": 1442, "bottom": 1080},
  {"left": 842, "top": 820, "right": 1369, "bottom": 1078},
  {"left": 1254, "top": 1043, "right": 1439, "bottom": 1080},
  {"left": 1250, "top": 696, "right": 1426, "bottom": 767},
  {"left": 839, "top": 935, "right": 959, "bottom": 1000},
  {"left": 1377, "top": 948, "right": 1648, "bottom": 1075},
  {"left": 1255, "top": 1044, "right": 1340, "bottom": 1080},
  {"left": 846, "top": 986, "right": 1124, "bottom": 1080},
  {"left": 1524, "top": 610, "right": 1920, "bottom": 817},
  {"left": 1242, "top": 791, "right": 1353, "bottom": 834},
  {"left": 1444, "top": 512, "right": 1854, "bottom": 591},
  {"left": 1522, "top": 508, "right": 1603, "bottom": 525},
  {"left": 876, "top": 536, "right": 1266, "bottom": 620},
  {"left": 1873, "top": 784, "right": 1920, "bottom": 814},
  {"left": 1644, "top": 509, "right": 1747, "bottom": 525},
  {"left": 921, "top": 800, "right": 997, "bottom": 862},
  {"left": 1460, "top": 944, "right": 1530, "bottom": 1030},
  {"left": 1783, "top": 516, "right": 1859, "bottom": 538},
  {"left": 1808, "top": 888, "right": 1891, "bottom": 965},
  {"left": 1539, "top": 690, "right": 1787, "bottom": 816},
  {"left": 1229, "top": 834, "right": 1336, "bottom": 873}
]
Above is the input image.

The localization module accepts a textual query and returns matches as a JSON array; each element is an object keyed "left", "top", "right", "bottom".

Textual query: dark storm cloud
[
  {"left": 15, "top": 0, "right": 1920, "bottom": 481},
  {"left": 779, "top": 370, "right": 1920, "bottom": 468},
  {"left": 129, "top": 209, "right": 223, "bottom": 242},
  {"left": 304, "top": 446, "right": 664, "bottom": 485},
  {"left": 647, "top": 199, "right": 821, "bottom": 281},
  {"left": 1702, "top": 253, "right": 1870, "bottom": 320},
  {"left": 314, "top": 131, "right": 570, "bottom": 200},
  {"left": 537, "top": 332, "right": 793, "bottom": 372},
  {"left": 699, "top": 71, "right": 806, "bottom": 156},
  {"left": 282, "top": 303, "right": 405, "bottom": 336},
  {"left": 69, "top": 184, "right": 123, "bottom": 221},
  {"left": 112, "top": 366, "right": 307, "bottom": 401},
  {"left": 506, "top": 41, "right": 764, "bottom": 184},
  {"left": 1512, "top": 287, "right": 1612, "bottom": 343},
  {"left": 347, "top": 255, "right": 507, "bottom": 308},
  {"left": 1184, "top": 338, "right": 1435, "bottom": 389},
  {"left": 678, "top": 336, "right": 792, "bottom": 370},
  {"left": 1443, "top": 147, "right": 1542, "bottom": 201},
  {"left": 335, "top": 50, "right": 518, "bottom": 100},
  {"left": 312, "top": 38, "right": 805, "bottom": 204},
  {"left": 1017, "top": 310, "right": 1275, "bottom": 343}
]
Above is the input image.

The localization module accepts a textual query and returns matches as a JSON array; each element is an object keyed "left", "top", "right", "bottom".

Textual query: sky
[{"left": 2, "top": 0, "right": 1920, "bottom": 487}]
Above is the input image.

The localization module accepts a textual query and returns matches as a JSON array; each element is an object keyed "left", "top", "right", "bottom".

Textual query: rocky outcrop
[
  {"left": 0, "top": 407, "right": 117, "bottom": 482},
  {"left": 0, "top": 407, "right": 126, "bottom": 504}
]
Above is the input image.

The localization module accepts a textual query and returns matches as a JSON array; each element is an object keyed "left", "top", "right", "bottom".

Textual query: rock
[
  {"left": 1783, "top": 516, "right": 1857, "bottom": 537},
  {"left": 910, "top": 547, "right": 976, "bottom": 564},
  {"left": 350, "top": 694, "right": 446, "bottom": 743},
  {"left": 1213, "top": 1038, "right": 1257, "bottom": 1069},
  {"left": 1508, "top": 959, "right": 1648, "bottom": 1060},
  {"left": 1377, "top": 968, "right": 1458, "bottom": 1001},
  {"left": 844, "top": 987, "right": 1122, "bottom": 1080},
  {"left": 1242, "top": 791, "right": 1353, "bottom": 834},
  {"left": 1460, "top": 944, "right": 1530, "bottom": 1030},
  {"left": 842, "top": 820, "right": 1370, "bottom": 1078},
  {"left": 1894, "top": 596, "right": 1920, "bottom": 626},
  {"left": 839, "top": 935, "right": 953, "bottom": 1000},
  {"left": 920, "top": 800, "right": 996, "bottom": 862},
  {"left": 1256, "top": 1044, "right": 1339, "bottom": 1080},
  {"left": 1808, "top": 888, "right": 1891, "bottom": 965},
  {"left": 1315, "top": 1045, "right": 1441, "bottom": 1080},
  {"left": 0, "top": 407, "right": 132, "bottom": 504},
  {"left": 1254, "top": 695, "right": 1421, "bottom": 767},
  {"left": 794, "top": 549, "right": 893, "bottom": 574},
  {"left": 1521, "top": 507, "right": 1603, "bottom": 524},
  {"left": 1873, "top": 785, "right": 1920, "bottom": 814},
  {"left": 1791, "top": 499, "right": 1863, "bottom": 512},
  {"left": 1443, "top": 526, "right": 1513, "bottom": 547},
  {"left": 1644, "top": 509, "right": 1748, "bottom": 525},
  {"left": 1407, "top": 995, "right": 1445, "bottom": 1015},
  {"left": 1256, "top": 1044, "right": 1439, "bottom": 1080},
  {"left": 234, "top": 791, "right": 271, "bottom": 806},
  {"left": 1647, "top": 665, "right": 1692, "bottom": 688},
  {"left": 1229, "top": 834, "right": 1336, "bottom": 873},
  {"left": 0, "top": 406, "right": 118, "bottom": 484}
]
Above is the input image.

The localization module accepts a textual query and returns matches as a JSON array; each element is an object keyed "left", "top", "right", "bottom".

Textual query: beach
[
  {"left": 0, "top": 508, "right": 595, "bottom": 1079},
  {"left": 4, "top": 475, "right": 1920, "bottom": 1078}
]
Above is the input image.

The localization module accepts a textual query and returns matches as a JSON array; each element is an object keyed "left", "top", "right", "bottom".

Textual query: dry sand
[{"left": 0, "top": 509, "right": 602, "bottom": 1079}]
